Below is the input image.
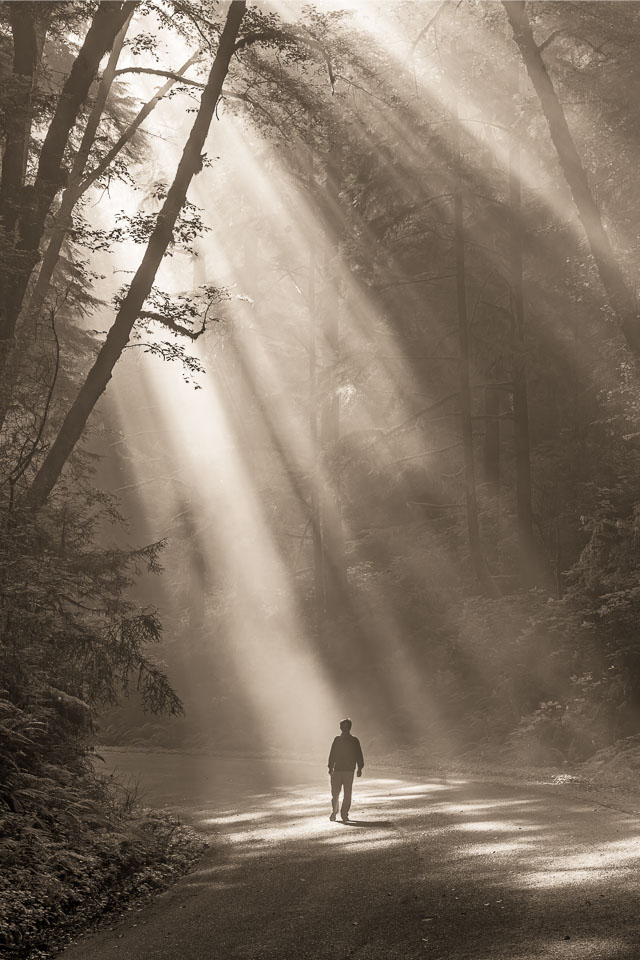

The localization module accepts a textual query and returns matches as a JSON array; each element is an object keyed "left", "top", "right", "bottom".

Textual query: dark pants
[{"left": 331, "top": 769, "right": 355, "bottom": 818}]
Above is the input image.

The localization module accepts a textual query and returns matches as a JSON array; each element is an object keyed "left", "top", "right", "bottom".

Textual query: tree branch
[
  {"left": 410, "top": 1, "right": 447, "bottom": 57},
  {"left": 26, "top": 0, "right": 248, "bottom": 510},
  {"left": 113, "top": 66, "right": 205, "bottom": 88},
  {"left": 80, "top": 51, "right": 201, "bottom": 194},
  {"left": 390, "top": 441, "right": 463, "bottom": 465},
  {"left": 235, "top": 29, "right": 335, "bottom": 93},
  {"left": 138, "top": 310, "right": 210, "bottom": 340},
  {"left": 0, "top": 1, "right": 134, "bottom": 377}
]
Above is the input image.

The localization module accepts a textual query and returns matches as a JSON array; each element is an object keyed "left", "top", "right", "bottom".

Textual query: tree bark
[
  {"left": 0, "top": 5, "right": 48, "bottom": 236},
  {"left": 0, "top": 1, "right": 134, "bottom": 378},
  {"left": 483, "top": 382, "right": 500, "bottom": 500},
  {"left": 503, "top": 0, "right": 640, "bottom": 357},
  {"left": 508, "top": 102, "right": 538, "bottom": 583},
  {"left": 26, "top": 0, "right": 247, "bottom": 510}
]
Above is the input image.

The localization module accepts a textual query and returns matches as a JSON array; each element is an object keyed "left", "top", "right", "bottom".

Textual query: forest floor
[{"left": 53, "top": 748, "right": 640, "bottom": 960}]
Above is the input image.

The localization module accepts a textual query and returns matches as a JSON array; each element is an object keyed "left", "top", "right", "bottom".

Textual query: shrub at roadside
[{"left": 0, "top": 769, "right": 205, "bottom": 958}]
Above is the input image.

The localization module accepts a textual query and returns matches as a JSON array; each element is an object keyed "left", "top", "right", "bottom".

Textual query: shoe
[
  {"left": 341, "top": 815, "right": 350, "bottom": 822},
  {"left": 329, "top": 812, "right": 336, "bottom": 821}
]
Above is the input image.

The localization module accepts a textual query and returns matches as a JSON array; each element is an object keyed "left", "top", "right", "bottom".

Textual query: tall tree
[
  {"left": 508, "top": 65, "right": 537, "bottom": 584},
  {"left": 450, "top": 46, "right": 498, "bottom": 597},
  {"left": 0, "top": 46, "right": 200, "bottom": 434},
  {"left": 503, "top": 0, "right": 640, "bottom": 358},
  {"left": 0, "top": 1, "right": 135, "bottom": 377},
  {"left": 26, "top": 0, "right": 248, "bottom": 509}
]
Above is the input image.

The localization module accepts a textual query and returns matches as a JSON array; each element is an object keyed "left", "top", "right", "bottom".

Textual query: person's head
[{"left": 339, "top": 717, "right": 352, "bottom": 734}]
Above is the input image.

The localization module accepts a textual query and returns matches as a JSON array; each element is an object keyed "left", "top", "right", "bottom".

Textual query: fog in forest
[
  {"left": 6, "top": 7, "right": 640, "bottom": 949},
  {"left": 5, "top": 0, "right": 640, "bottom": 764},
  {"left": 82, "top": 0, "right": 640, "bottom": 766}
]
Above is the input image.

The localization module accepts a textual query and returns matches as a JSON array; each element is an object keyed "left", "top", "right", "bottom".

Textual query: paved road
[{"left": 61, "top": 750, "right": 640, "bottom": 959}]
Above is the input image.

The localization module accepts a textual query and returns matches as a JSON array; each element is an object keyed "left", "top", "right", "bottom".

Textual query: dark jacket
[{"left": 328, "top": 733, "right": 364, "bottom": 773}]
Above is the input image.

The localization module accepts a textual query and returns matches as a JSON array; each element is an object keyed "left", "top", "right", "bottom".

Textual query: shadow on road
[
  {"left": 335, "top": 819, "right": 394, "bottom": 827},
  {"left": 74, "top": 752, "right": 640, "bottom": 960}
]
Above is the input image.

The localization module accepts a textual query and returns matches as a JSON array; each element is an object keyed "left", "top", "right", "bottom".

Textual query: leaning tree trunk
[
  {"left": 0, "top": 1, "right": 135, "bottom": 379},
  {"left": 0, "top": 12, "right": 134, "bottom": 435},
  {"left": 26, "top": 0, "right": 247, "bottom": 510},
  {"left": 0, "top": 52, "right": 200, "bottom": 435},
  {"left": 17, "top": 49, "right": 199, "bottom": 348},
  {"left": 503, "top": 0, "right": 640, "bottom": 358}
]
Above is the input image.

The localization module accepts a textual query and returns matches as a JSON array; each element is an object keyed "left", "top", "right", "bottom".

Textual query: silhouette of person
[{"left": 328, "top": 717, "right": 364, "bottom": 822}]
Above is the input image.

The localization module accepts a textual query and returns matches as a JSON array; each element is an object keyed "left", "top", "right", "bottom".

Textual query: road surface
[{"left": 60, "top": 750, "right": 640, "bottom": 959}]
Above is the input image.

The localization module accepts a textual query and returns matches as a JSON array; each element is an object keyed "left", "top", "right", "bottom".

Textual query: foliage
[
  {"left": 0, "top": 479, "right": 186, "bottom": 953},
  {"left": 0, "top": 778, "right": 205, "bottom": 958}
]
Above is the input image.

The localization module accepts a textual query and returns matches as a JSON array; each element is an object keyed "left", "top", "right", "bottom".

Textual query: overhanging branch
[
  {"left": 235, "top": 28, "right": 335, "bottom": 93},
  {"left": 138, "top": 310, "right": 211, "bottom": 340}
]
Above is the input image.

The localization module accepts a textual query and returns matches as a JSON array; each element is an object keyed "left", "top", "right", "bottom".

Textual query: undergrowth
[{"left": 0, "top": 764, "right": 205, "bottom": 959}]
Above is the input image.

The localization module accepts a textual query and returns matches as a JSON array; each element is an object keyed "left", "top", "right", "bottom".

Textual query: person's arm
[
  {"left": 355, "top": 738, "right": 364, "bottom": 776},
  {"left": 328, "top": 739, "right": 335, "bottom": 774}
]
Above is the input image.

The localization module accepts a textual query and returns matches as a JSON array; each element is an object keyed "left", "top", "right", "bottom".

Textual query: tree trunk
[
  {"left": 0, "top": 1, "right": 134, "bottom": 378},
  {"left": 482, "top": 379, "right": 501, "bottom": 559},
  {"left": 449, "top": 66, "right": 498, "bottom": 596},
  {"left": 455, "top": 191, "right": 498, "bottom": 597},
  {"left": 26, "top": 1, "right": 247, "bottom": 510},
  {"left": 0, "top": 5, "right": 48, "bottom": 235},
  {"left": 503, "top": 0, "right": 640, "bottom": 357},
  {"left": 483, "top": 383, "right": 500, "bottom": 500},
  {"left": 508, "top": 105, "right": 539, "bottom": 584},
  {"left": 0, "top": 12, "right": 134, "bottom": 435}
]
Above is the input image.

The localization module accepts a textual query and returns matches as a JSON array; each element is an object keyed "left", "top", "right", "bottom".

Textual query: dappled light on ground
[{"left": 73, "top": 752, "right": 640, "bottom": 960}]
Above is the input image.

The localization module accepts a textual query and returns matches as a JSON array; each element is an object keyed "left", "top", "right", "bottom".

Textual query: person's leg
[
  {"left": 340, "top": 771, "right": 355, "bottom": 819},
  {"left": 330, "top": 771, "right": 341, "bottom": 819}
]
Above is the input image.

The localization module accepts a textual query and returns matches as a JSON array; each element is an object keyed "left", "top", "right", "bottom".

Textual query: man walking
[{"left": 328, "top": 718, "right": 364, "bottom": 822}]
